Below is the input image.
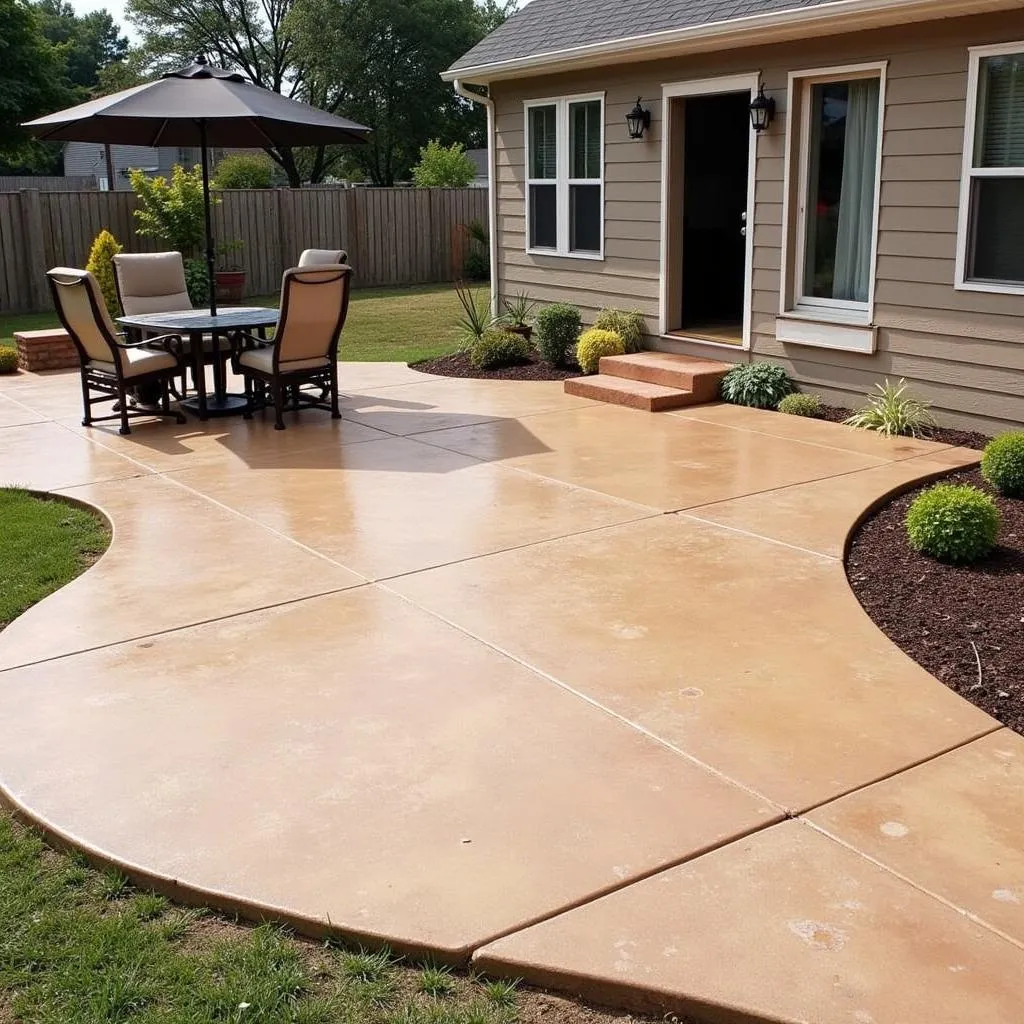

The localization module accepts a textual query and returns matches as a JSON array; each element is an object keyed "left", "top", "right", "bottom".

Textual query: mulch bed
[
  {"left": 847, "top": 467, "right": 1024, "bottom": 736},
  {"left": 817, "top": 404, "right": 992, "bottom": 451},
  {"left": 411, "top": 351, "right": 583, "bottom": 381}
]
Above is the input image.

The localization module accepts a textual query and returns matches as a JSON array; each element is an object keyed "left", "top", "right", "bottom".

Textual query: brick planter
[{"left": 14, "top": 329, "right": 79, "bottom": 372}]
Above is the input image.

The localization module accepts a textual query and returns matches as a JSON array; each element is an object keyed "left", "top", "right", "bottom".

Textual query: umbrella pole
[{"left": 199, "top": 120, "right": 217, "bottom": 316}]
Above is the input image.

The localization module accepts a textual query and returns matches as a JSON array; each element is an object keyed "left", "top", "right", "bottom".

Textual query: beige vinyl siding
[{"left": 489, "top": 9, "right": 1024, "bottom": 432}]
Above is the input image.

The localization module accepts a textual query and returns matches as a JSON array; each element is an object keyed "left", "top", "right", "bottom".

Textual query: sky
[{"left": 67, "top": 0, "right": 534, "bottom": 41}]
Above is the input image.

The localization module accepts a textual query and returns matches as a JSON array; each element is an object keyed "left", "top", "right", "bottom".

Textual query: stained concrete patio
[{"left": 0, "top": 363, "right": 1022, "bottom": 1024}]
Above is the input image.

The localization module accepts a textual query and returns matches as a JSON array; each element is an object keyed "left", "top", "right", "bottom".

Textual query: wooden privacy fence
[{"left": 0, "top": 186, "right": 488, "bottom": 313}]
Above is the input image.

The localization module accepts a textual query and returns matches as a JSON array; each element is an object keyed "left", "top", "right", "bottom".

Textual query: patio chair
[
  {"left": 298, "top": 248, "right": 349, "bottom": 267},
  {"left": 47, "top": 267, "right": 186, "bottom": 436},
  {"left": 113, "top": 251, "right": 227, "bottom": 395},
  {"left": 231, "top": 265, "right": 350, "bottom": 430}
]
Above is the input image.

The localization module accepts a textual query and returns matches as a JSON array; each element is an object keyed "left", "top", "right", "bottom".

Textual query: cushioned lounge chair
[
  {"left": 48, "top": 267, "right": 186, "bottom": 435},
  {"left": 231, "top": 265, "right": 351, "bottom": 430},
  {"left": 298, "top": 248, "right": 349, "bottom": 267},
  {"left": 113, "top": 251, "right": 228, "bottom": 396}
]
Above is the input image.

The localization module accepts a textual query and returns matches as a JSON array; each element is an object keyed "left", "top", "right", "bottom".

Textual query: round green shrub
[
  {"left": 777, "top": 393, "right": 822, "bottom": 418},
  {"left": 981, "top": 431, "right": 1024, "bottom": 498},
  {"left": 535, "top": 303, "right": 582, "bottom": 367},
  {"left": 905, "top": 483, "right": 1000, "bottom": 564},
  {"left": 593, "top": 308, "right": 645, "bottom": 353},
  {"left": 0, "top": 346, "right": 18, "bottom": 374},
  {"left": 720, "top": 362, "right": 793, "bottom": 409},
  {"left": 576, "top": 328, "right": 625, "bottom": 374},
  {"left": 469, "top": 329, "right": 532, "bottom": 370}
]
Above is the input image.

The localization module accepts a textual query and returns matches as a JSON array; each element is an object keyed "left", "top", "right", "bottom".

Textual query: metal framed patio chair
[
  {"left": 47, "top": 267, "right": 186, "bottom": 436},
  {"left": 298, "top": 248, "right": 348, "bottom": 267},
  {"left": 231, "top": 265, "right": 351, "bottom": 430},
  {"left": 113, "top": 251, "right": 228, "bottom": 396}
]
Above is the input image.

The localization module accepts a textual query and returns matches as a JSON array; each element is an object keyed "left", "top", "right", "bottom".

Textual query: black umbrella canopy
[
  {"left": 23, "top": 60, "right": 371, "bottom": 316},
  {"left": 24, "top": 61, "right": 371, "bottom": 148}
]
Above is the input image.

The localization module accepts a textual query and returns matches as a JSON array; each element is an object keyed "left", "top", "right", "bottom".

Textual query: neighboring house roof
[
  {"left": 446, "top": 0, "right": 1018, "bottom": 79},
  {"left": 465, "top": 148, "right": 488, "bottom": 178}
]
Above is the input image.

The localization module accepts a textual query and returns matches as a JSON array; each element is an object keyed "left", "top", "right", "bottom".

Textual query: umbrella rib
[{"left": 150, "top": 119, "right": 171, "bottom": 148}]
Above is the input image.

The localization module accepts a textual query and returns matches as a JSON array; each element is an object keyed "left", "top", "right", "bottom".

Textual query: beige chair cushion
[
  {"left": 114, "top": 252, "right": 192, "bottom": 315},
  {"left": 89, "top": 347, "right": 178, "bottom": 379},
  {"left": 238, "top": 347, "right": 330, "bottom": 374},
  {"left": 298, "top": 248, "right": 348, "bottom": 267},
  {"left": 48, "top": 267, "right": 120, "bottom": 364},
  {"left": 275, "top": 265, "right": 350, "bottom": 365}
]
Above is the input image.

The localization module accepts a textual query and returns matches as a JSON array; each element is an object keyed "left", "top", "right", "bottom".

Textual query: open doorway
[
  {"left": 681, "top": 92, "right": 750, "bottom": 342},
  {"left": 663, "top": 83, "right": 753, "bottom": 347}
]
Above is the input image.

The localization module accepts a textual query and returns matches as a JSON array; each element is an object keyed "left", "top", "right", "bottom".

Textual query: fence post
[{"left": 20, "top": 190, "right": 49, "bottom": 310}]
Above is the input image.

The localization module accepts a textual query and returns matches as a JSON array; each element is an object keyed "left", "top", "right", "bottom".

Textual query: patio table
[{"left": 117, "top": 306, "right": 279, "bottom": 420}]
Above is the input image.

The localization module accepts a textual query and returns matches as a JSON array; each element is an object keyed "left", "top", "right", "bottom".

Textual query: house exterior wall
[{"left": 490, "top": 10, "right": 1024, "bottom": 432}]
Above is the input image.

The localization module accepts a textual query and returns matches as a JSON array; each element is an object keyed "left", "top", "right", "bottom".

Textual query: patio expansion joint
[
  {"left": 798, "top": 815, "right": 1024, "bottom": 954},
  {"left": 0, "top": 582, "right": 374, "bottom": 676},
  {"left": 669, "top": 407, "right": 957, "bottom": 463}
]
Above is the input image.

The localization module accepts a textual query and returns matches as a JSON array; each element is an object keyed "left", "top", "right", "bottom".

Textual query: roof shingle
[{"left": 450, "top": 0, "right": 843, "bottom": 73}]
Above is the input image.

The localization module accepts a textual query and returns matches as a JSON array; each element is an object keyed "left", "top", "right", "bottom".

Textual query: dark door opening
[{"left": 680, "top": 91, "right": 750, "bottom": 344}]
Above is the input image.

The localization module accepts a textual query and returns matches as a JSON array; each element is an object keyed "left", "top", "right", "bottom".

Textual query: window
[
  {"left": 791, "top": 66, "right": 884, "bottom": 317},
  {"left": 525, "top": 95, "right": 604, "bottom": 258},
  {"left": 957, "top": 44, "right": 1024, "bottom": 292}
]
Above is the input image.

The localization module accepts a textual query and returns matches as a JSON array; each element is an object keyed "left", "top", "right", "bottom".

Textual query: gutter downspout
[{"left": 453, "top": 79, "right": 498, "bottom": 320}]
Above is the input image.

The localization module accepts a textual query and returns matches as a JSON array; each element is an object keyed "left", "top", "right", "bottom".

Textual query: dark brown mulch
[
  {"left": 411, "top": 350, "right": 583, "bottom": 381},
  {"left": 817, "top": 404, "right": 992, "bottom": 451},
  {"left": 847, "top": 467, "right": 1024, "bottom": 735}
]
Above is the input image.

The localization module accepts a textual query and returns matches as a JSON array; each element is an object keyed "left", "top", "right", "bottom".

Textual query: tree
[
  {"left": 288, "top": 0, "right": 513, "bottom": 185},
  {"left": 34, "top": 0, "right": 129, "bottom": 93},
  {"left": 412, "top": 140, "right": 475, "bottom": 188},
  {"left": 214, "top": 152, "right": 277, "bottom": 188},
  {"left": 0, "top": 0, "right": 76, "bottom": 172}
]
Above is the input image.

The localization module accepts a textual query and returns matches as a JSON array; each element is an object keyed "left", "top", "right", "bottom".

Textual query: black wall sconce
[
  {"left": 626, "top": 97, "right": 651, "bottom": 140},
  {"left": 749, "top": 84, "right": 776, "bottom": 133}
]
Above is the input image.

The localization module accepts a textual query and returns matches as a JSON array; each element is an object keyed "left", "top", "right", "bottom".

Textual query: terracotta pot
[
  {"left": 215, "top": 270, "right": 246, "bottom": 304},
  {"left": 505, "top": 323, "right": 533, "bottom": 343}
]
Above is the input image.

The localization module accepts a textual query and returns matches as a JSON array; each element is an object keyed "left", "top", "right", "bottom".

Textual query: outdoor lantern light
[
  {"left": 626, "top": 97, "right": 651, "bottom": 140},
  {"left": 749, "top": 84, "right": 776, "bottom": 133}
]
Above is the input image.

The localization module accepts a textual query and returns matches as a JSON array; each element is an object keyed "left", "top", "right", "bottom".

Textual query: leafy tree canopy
[
  {"left": 121, "top": 0, "right": 516, "bottom": 185},
  {"left": 412, "top": 140, "right": 476, "bottom": 188},
  {"left": 0, "top": 0, "right": 77, "bottom": 171},
  {"left": 35, "top": 0, "right": 129, "bottom": 92}
]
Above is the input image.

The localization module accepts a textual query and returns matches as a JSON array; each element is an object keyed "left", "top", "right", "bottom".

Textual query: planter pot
[
  {"left": 215, "top": 270, "right": 246, "bottom": 304},
  {"left": 506, "top": 324, "right": 533, "bottom": 343}
]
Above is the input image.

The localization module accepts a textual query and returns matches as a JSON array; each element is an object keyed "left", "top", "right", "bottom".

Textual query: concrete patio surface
[{"left": 0, "top": 363, "right": 1021, "bottom": 1023}]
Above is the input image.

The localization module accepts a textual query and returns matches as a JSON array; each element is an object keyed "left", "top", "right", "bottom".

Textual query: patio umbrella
[{"left": 23, "top": 59, "right": 371, "bottom": 314}]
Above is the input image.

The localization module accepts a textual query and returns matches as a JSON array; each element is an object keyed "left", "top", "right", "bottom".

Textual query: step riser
[{"left": 565, "top": 378, "right": 697, "bottom": 411}]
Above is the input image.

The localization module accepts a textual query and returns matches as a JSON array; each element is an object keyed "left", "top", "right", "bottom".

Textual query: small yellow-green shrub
[
  {"left": 593, "top": 308, "right": 645, "bottom": 353},
  {"left": 470, "top": 328, "right": 532, "bottom": 370},
  {"left": 576, "top": 328, "right": 625, "bottom": 374},
  {"left": 85, "top": 229, "right": 123, "bottom": 319},
  {"left": 777, "top": 393, "right": 821, "bottom": 418},
  {"left": 0, "top": 347, "right": 18, "bottom": 374}
]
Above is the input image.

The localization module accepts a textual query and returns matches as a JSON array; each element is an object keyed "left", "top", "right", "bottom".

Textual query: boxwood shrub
[
  {"left": 535, "top": 303, "right": 582, "bottom": 367},
  {"left": 469, "top": 329, "right": 531, "bottom": 370},
  {"left": 905, "top": 483, "right": 1000, "bottom": 564},
  {"left": 981, "top": 431, "right": 1024, "bottom": 498}
]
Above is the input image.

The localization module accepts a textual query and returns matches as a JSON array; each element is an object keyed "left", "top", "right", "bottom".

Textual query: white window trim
[
  {"left": 955, "top": 40, "right": 1024, "bottom": 295},
  {"left": 657, "top": 72, "right": 760, "bottom": 351},
  {"left": 780, "top": 61, "right": 887, "bottom": 333},
  {"left": 523, "top": 92, "right": 605, "bottom": 260}
]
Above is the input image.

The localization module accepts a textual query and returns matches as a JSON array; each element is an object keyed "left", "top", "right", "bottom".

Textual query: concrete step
[
  {"left": 565, "top": 374, "right": 698, "bottom": 411},
  {"left": 598, "top": 352, "right": 730, "bottom": 401}
]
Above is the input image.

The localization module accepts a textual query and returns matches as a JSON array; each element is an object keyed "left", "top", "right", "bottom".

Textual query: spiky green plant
[{"left": 844, "top": 379, "right": 936, "bottom": 437}]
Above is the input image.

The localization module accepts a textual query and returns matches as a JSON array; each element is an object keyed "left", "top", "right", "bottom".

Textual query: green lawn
[
  {"left": 0, "top": 812, "right": 529, "bottom": 1024},
  {"left": 0, "top": 283, "right": 477, "bottom": 365},
  {"left": 0, "top": 489, "right": 110, "bottom": 629}
]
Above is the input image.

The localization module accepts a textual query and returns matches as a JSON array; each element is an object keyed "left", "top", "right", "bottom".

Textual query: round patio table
[{"left": 117, "top": 306, "right": 279, "bottom": 420}]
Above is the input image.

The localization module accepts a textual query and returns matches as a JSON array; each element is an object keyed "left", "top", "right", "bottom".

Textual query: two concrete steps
[{"left": 564, "top": 352, "right": 732, "bottom": 411}]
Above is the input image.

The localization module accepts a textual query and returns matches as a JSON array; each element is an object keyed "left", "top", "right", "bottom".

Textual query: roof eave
[{"left": 442, "top": 0, "right": 1019, "bottom": 83}]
